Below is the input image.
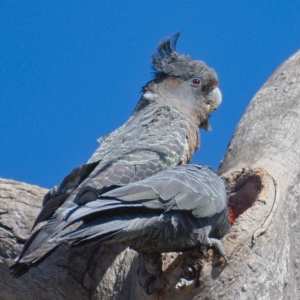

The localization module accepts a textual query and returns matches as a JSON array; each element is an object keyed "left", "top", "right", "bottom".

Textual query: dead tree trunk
[{"left": 1, "top": 50, "right": 300, "bottom": 300}]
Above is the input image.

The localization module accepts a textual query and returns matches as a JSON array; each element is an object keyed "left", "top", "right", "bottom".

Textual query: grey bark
[{"left": 1, "top": 49, "right": 300, "bottom": 300}]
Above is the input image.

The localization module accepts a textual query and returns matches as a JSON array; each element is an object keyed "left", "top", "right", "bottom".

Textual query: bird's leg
[
  {"left": 200, "top": 244, "right": 209, "bottom": 257},
  {"left": 139, "top": 252, "right": 163, "bottom": 295},
  {"left": 197, "top": 227, "right": 228, "bottom": 262}
]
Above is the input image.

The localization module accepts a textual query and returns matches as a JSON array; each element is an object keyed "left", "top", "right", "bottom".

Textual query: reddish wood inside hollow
[{"left": 226, "top": 173, "right": 262, "bottom": 225}]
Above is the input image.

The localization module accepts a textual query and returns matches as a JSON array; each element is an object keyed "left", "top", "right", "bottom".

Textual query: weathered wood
[
  {"left": 1, "top": 49, "right": 300, "bottom": 299},
  {"left": 215, "top": 49, "right": 300, "bottom": 299}
]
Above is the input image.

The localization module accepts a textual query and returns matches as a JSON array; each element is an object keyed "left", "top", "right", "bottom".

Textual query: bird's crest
[
  {"left": 152, "top": 32, "right": 181, "bottom": 76},
  {"left": 152, "top": 32, "right": 209, "bottom": 80},
  {"left": 156, "top": 32, "right": 181, "bottom": 59}
]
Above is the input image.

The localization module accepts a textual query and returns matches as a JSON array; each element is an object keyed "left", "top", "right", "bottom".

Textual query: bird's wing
[
  {"left": 101, "top": 164, "right": 227, "bottom": 217},
  {"left": 55, "top": 165, "right": 227, "bottom": 250},
  {"left": 32, "top": 162, "right": 99, "bottom": 229},
  {"left": 56, "top": 164, "right": 226, "bottom": 229},
  {"left": 173, "top": 164, "right": 227, "bottom": 218},
  {"left": 58, "top": 213, "right": 160, "bottom": 247}
]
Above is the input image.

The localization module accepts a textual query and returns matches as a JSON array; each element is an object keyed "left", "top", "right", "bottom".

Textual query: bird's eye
[{"left": 192, "top": 78, "right": 201, "bottom": 85}]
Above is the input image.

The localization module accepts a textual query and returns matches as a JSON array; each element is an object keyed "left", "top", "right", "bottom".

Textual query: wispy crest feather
[
  {"left": 156, "top": 32, "right": 181, "bottom": 59},
  {"left": 151, "top": 32, "right": 181, "bottom": 75},
  {"left": 151, "top": 32, "right": 211, "bottom": 81}
]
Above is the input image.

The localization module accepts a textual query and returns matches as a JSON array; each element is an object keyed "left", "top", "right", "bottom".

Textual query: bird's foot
[{"left": 209, "top": 238, "right": 228, "bottom": 263}]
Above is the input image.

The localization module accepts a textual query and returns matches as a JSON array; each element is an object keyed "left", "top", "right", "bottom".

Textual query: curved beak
[{"left": 207, "top": 87, "right": 222, "bottom": 113}]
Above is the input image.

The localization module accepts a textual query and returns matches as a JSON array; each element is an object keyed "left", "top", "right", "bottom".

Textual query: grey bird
[
  {"left": 12, "top": 164, "right": 230, "bottom": 294},
  {"left": 11, "top": 33, "right": 222, "bottom": 276}
]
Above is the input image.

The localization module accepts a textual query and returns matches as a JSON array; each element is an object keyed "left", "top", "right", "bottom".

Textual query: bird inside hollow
[
  {"left": 10, "top": 33, "right": 224, "bottom": 286},
  {"left": 12, "top": 164, "right": 230, "bottom": 294}
]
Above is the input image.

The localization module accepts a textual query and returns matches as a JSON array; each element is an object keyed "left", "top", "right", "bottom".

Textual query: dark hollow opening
[{"left": 224, "top": 171, "right": 263, "bottom": 224}]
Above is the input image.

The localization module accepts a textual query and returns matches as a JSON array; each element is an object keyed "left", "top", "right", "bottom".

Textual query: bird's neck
[
  {"left": 154, "top": 87, "right": 209, "bottom": 129},
  {"left": 137, "top": 93, "right": 201, "bottom": 163}
]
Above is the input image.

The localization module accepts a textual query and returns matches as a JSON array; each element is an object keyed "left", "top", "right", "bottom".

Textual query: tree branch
[{"left": 1, "top": 49, "right": 300, "bottom": 299}]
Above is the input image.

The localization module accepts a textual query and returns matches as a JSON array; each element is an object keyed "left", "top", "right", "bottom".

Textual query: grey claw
[{"left": 221, "top": 254, "right": 228, "bottom": 263}]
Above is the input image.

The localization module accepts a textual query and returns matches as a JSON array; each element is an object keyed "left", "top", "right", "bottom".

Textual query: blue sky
[{"left": 1, "top": 1, "right": 300, "bottom": 188}]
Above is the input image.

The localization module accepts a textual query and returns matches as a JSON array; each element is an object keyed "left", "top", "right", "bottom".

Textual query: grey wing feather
[
  {"left": 112, "top": 215, "right": 159, "bottom": 242},
  {"left": 60, "top": 218, "right": 133, "bottom": 243},
  {"left": 61, "top": 199, "right": 144, "bottom": 223},
  {"left": 60, "top": 214, "right": 159, "bottom": 246},
  {"left": 173, "top": 165, "right": 227, "bottom": 217},
  {"left": 102, "top": 164, "right": 227, "bottom": 218},
  {"left": 33, "top": 162, "right": 99, "bottom": 229},
  {"left": 32, "top": 194, "right": 68, "bottom": 230}
]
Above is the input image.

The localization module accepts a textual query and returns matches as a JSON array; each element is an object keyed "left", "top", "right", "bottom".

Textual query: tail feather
[
  {"left": 32, "top": 193, "right": 68, "bottom": 230},
  {"left": 10, "top": 243, "right": 58, "bottom": 278},
  {"left": 14, "top": 200, "right": 144, "bottom": 267}
]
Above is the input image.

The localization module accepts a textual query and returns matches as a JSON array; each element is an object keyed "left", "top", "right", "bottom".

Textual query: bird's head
[{"left": 143, "top": 32, "right": 222, "bottom": 130}]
